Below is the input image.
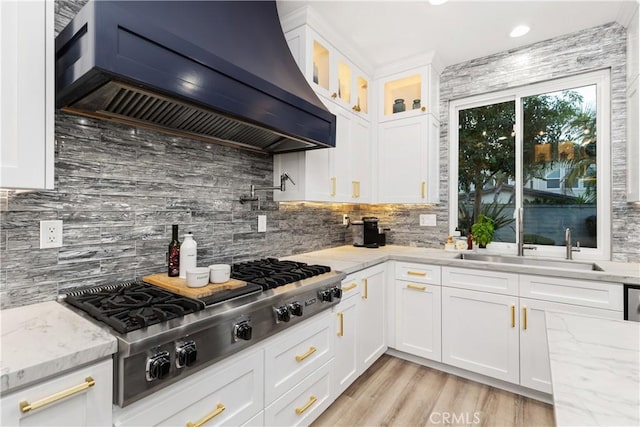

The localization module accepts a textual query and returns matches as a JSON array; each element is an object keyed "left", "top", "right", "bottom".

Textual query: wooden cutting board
[{"left": 142, "top": 273, "right": 247, "bottom": 299}]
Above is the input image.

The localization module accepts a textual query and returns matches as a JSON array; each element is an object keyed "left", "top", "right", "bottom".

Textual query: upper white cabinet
[
  {"left": 0, "top": 0, "right": 54, "bottom": 190},
  {"left": 627, "top": 4, "right": 640, "bottom": 202},
  {"left": 377, "top": 115, "right": 439, "bottom": 203},
  {"left": 377, "top": 66, "right": 438, "bottom": 123}
]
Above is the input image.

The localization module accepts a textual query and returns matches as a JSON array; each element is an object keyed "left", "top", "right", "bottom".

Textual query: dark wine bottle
[{"left": 168, "top": 224, "right": 180, "bottom": 277}]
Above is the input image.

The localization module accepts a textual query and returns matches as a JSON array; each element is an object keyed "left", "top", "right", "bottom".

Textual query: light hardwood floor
[{"left": 312, "top": 355, "right": 555, "bottom": 427}]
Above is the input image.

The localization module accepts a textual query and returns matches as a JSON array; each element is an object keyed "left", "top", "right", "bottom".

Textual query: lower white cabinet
[
  {"left": 264, "top": 311, "right": 334, "bottom": 405},
  {"left": 442, "top": 286, "right": 520, "bottom": 384},
  {"left": 357, "top": 264, "right": 387, "bottom": 371},
  {"left": 333, "top": 286, "right": 360, "bottom": 396},
  {"left": 264, "top": 360, "right": 333, "bottom": 427},
  {"left": 1, "top": 359, "right": 112, "bottom": 427},
  {"left": 113, "top": 349, "right": 264, "bottom": 427},
  {"left": 519, "top": 298, "right": 621, "bottom": 393},
  {"left": 394, "top": 279, "right": 442, "bottom": 361}
]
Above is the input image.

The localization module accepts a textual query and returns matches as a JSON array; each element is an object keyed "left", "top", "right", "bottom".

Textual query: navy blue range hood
[{"left": 55, "top": 0, "right": 336, "bottom": 153}]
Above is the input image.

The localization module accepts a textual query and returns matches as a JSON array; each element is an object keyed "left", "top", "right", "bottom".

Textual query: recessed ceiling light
[
  {"left": 429, "top": 0, "right": 449, "bottom": 5},
  {"left": 510, "top": 25, "right": 530, "bottom": 38}
]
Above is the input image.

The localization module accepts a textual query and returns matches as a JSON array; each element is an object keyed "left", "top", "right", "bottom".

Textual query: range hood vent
[{"left": 56, "top": 1, "right": 335, "bottom": 153}]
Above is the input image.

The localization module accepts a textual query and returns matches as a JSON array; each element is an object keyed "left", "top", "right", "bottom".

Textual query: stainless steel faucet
[
  {"left": 517, "top": 208, "right": 536, "bottom": 256},
  {"left": 565, "top": 228, "right": 581, "bottom": 260}
]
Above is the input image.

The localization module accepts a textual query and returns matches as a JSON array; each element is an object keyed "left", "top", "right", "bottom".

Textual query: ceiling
[{"left": 276, "top": 0, "right": 636, "bottom": 70}]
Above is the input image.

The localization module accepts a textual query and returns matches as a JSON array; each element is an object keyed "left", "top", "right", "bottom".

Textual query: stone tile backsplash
[{"left": 0, "top": 1, "right": 637, "bottom": 309}]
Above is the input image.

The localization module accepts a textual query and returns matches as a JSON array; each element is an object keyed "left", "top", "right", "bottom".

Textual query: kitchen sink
[{"left": 455, "top": 253, "right": 603, "bottom": 271}]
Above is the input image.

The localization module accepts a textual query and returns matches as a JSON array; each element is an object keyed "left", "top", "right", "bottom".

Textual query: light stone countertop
[
  {"left": 283, "top": 245, "right": 640, "bottom": 285},
  {"left": 0, "top": 301, "right": 117, "bottom": 395},
  {"left": 546, "top": 312, "right": 640, "bottom": 426}
]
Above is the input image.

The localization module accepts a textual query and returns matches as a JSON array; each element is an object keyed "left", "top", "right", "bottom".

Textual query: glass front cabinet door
[{"left": 378, "top": 66, "right": 438, "bottom": 122}]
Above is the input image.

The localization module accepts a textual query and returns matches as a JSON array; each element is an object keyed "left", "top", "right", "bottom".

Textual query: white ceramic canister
[{"left": 179, "top": 232, "right": 197, "bottom": 278}]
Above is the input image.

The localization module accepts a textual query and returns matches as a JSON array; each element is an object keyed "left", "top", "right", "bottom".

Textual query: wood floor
[{"left": 312, "top": 355, "right": 555, "bottom": 427}]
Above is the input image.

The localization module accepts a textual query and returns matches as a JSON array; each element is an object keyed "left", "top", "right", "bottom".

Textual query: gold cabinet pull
[
  {"left": 295, "top": 395, "right": 318, "bottom": 415},
  {"left": 337, "top": 312, "right": 344, "bottom": 337},
  {"left": 343, "top": 283, "right": 357, "bottom": 292},
  {"left": 421, "top": 106, "right": 426, "bottom": 112},
  {"left": 331, "top": 92, "right": 337, "bottom": 99},
  {"left": 421, "top": 181, "right": 426, "bottom": 199},
  {"left": 407, "top": 270, "right": 426, "bottom": 277},
  {"left": 522, "top": 306, "right": 528, "bottom": 330},
  {"left": 353, "top": 181, "right": 360, "bottom": 198},
  {"left": 352, "top": 181, "right": 357, "bottom": 198},
  {"left": 295, "top": 346, "right": 317, "bottom": 362},
  {"left": 186, "top": 403, "right": 225, "bottom": 427},
  {"left": 352, "top": 105, "right": 361, "bottom": 112},
  {"left": 362, "top": 278, "right": 368, "bottom": 299},
  {"left": 20, "top": 376, "right": 96, "bottom": 413},
  {"left": 510, "top": 304, "right": 516, "bottom": 328},
  {"left": 407, "top": 284, "right": 426, "bottom": 291},
  {"left": 330, "top": 177, "right": 336, "bottom": 196}
]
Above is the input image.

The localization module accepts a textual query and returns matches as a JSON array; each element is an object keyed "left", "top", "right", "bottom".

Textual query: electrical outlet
[
  {"left": 40, "top": 220, "right": 63, "bottom": 248},
  {"left": 257, "top": 215, "right": 267, "bottom": 233},
  {"left": 419, "top": 214, "right": 437, "bottom": 227},
  {"left": 342, "top": 214, "right": 349, "bottom": 225}
]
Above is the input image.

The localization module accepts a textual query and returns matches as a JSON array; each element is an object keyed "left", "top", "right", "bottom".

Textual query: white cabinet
[
  {"left": 442, "top": 286, "right": 520, "bottom": 384},
  {"left": 357, "top": 264, "right": 387, "bottom": 371},
  {"left": 114, "top": 350, "right": 263, "bottom": 427},
  {"left": 264, "top": 311, "right": 334, "bottom": 405},
  {"left": 332, "top": 280, "right": 360, "bottom": 396},
  {"left": 394, "top": 279, "right": 442, "bottom": 361},
  {"left": 1, "top": 359, "right": 112, "bottom": 427},
  {"left": 519, "top": 298, "right": 621, "bottom": 394},
  {"left": 627, "top": 4, "right": 640, "bottom": 202},
  {"left": 0, "top": 0, "right": 54, "bottom": 190},
  {"left": 377, "top": 114, "right": 439, "bottom": 203}
]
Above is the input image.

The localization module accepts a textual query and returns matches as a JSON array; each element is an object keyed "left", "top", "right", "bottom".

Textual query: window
[{"left": 449, "top": 70, "right": 610, "bottom": 259}]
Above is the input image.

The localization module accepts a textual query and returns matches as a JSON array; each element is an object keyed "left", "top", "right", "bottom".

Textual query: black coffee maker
[{"left": 363, "top": 217, "right": 379, "bottom": 248}]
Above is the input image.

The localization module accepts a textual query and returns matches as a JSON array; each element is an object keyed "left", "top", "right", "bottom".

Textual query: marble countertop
[
  {"left": 546, "top": 312, "right": 640, "bottom": 426},
  {"left": 283, "top": 245, "right": 640, "bottom": 285},
  {"left": 0, "top": 301, "right": 117, "bottom": 395}
]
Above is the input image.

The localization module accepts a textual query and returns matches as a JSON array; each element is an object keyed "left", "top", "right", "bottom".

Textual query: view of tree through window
[{"left": 458, "top": 85, "right": 598, "bottom": 248}]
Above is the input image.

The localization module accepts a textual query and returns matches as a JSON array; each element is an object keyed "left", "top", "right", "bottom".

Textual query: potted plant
[{"left": 471, "top": 214, "right": 495, "bottom": 248}]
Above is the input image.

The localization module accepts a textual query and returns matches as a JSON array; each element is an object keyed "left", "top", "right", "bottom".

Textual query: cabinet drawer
[
  {"left": 114, "top": 349, "right": 263, "bottom": 427},
  {"left": 265, "top": 360, "right": 333, "bottom": 427},
  {"left": 442, "top": 267, "right": 518, "bottom": 296},
  {"left": 520, "top": 275, "right": 623, "bottom": 311},
  {"left": 1, "top": 358, "right": 112, "bottom": 427},
  {"left": 396, "top": 262, "right": 441, "bottom": 284},
  {"left": 265, "top": 311, "right": 333, "bottom": 405}
]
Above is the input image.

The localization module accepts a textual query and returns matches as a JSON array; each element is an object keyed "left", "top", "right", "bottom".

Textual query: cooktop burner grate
[
  {"left": 231, "top": 258, "right": 331, "bottom": 290},
  {"left": 65, "top": 282, "right": 205, "bottom": 334}
]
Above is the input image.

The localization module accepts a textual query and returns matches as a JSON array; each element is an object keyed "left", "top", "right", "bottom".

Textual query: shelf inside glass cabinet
[{"left": 384, "top": 74, "right": 423, "bottom": 116}]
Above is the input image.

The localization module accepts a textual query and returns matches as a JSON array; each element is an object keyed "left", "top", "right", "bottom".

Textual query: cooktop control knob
[
  {"left": 275, "top": 305, "right": 291, "bottom": 323},
  {"left": 319, "top": 289, "right": 333, "bottom": 303},
  {"left": 234, "top": 321, "right": 252, "bottom": 341},
  {"left": 331, "top": 287, "right": 343, "bottom": 299},
  {"left": 289, "top": 301, "right": 303, "bottom": 317},
  {"left": 175, "top": 341, "right": 197, "bottom": 368},
  {"left": 146, "top": 351, "right": 171, "bottom": 381}
]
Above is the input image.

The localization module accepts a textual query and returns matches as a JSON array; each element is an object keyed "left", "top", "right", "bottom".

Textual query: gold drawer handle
[
  {"left": 295, "top": 395, "right": 318, "bottom": 415},
  {"left": 343, "top": 283, "right": 357, "bottom": 292},
  {"left": 522, "top": 306, "right": 528, "bottom": 330},
  {"left": 295, "top": 346, "right": 317, "bottom": 362},
  {"left": 337, "top": 312, "right": 344, "bottom": 337},
  {"left": 20, "top": 376, "right": 95, "bottom": 413},
  {"left": 187, "top": 403, "right": 225, "bottom": 427},
  {"left": 362, "top": 278, "right": 368, "bottom": 299},
  {"left": 330, "top": 177, "right": 336, "bottom": 196},
  {"left": 407, "top": 284, "right": 426, "bottom": 291},
  {"left": 511, "top": 304, "right": 516, "bottom": 328},
  {"left": 421, "top": 181, "right": 426, "bottom": 199},
  {"left": 407, "top": 270, "right": 426, "bottom": 277}
]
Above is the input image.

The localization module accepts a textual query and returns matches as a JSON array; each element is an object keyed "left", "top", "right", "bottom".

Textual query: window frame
[{"left": 448, "top": 69, "right": 611, "bottom": 260}]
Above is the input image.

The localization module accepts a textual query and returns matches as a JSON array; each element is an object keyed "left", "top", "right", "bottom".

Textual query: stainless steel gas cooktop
[{"left": 62, "top": 258, "right": 345, "bottom": 407}]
